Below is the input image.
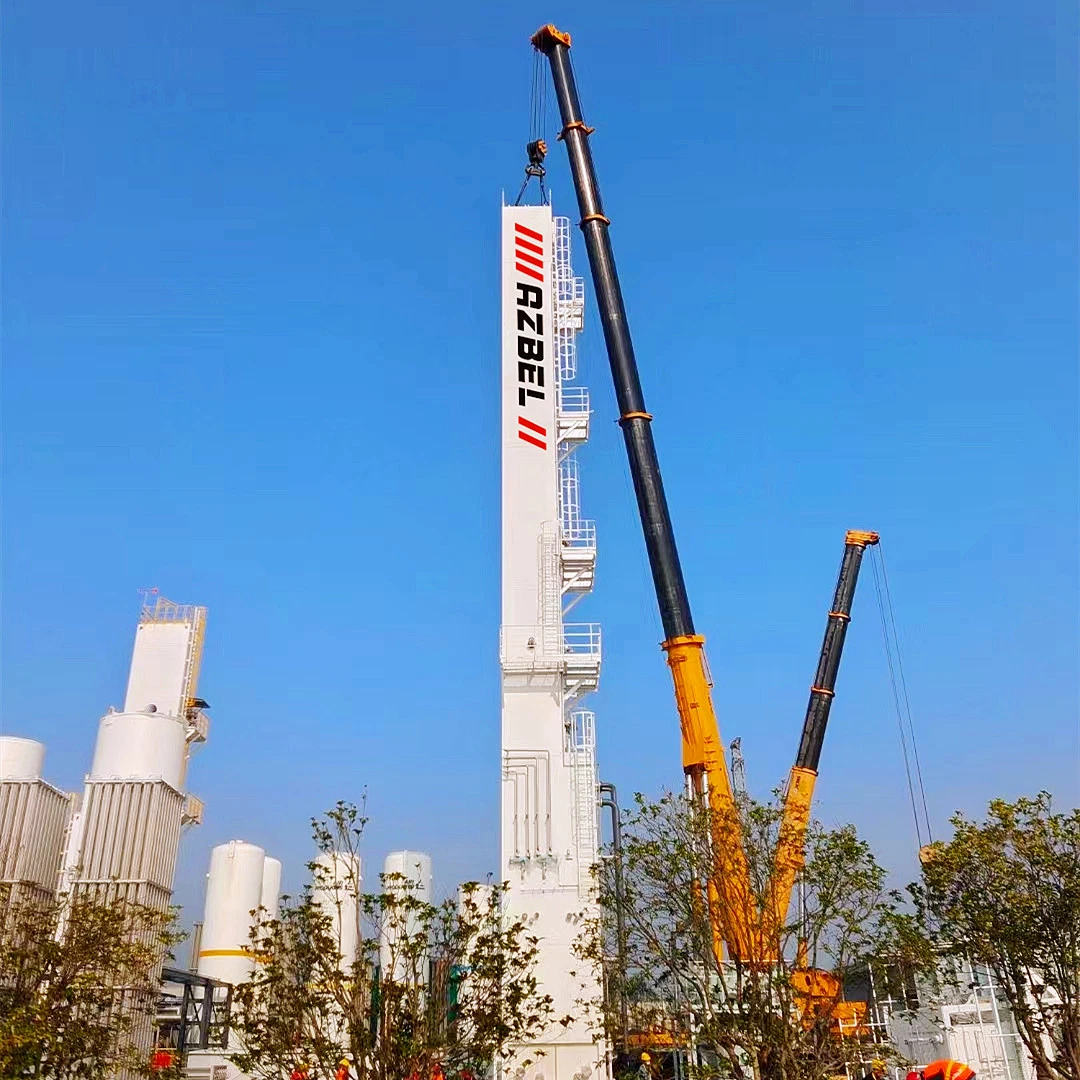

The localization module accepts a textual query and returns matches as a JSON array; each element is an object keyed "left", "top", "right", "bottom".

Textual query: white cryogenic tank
[
  {"left": 260, "top": 856, "right": 282, "bottom": 920},
  {"left": 313, "top": 852, "right": 361, "bottom": 973},
  {"left": 380, "top": 850, "right": 433, "bottom": 983},
  {"left": 0, "top": 737, "right": 45, "bottom": 780},
  {"left": 198, "top": 841, "right": 267, "bottom": 986},
  {"left": 89, "top": 710, "right": 187, "bottom": 790}
]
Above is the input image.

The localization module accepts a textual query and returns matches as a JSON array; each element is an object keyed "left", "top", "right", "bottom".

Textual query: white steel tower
[
  {"left": 499, "top": 202, "right": 605, "bottom": 1080},
  {"left": 65, "top": 595, "right": 211, "bottom": 1076},
  {"left": 69, "top": 595, "right": 209, "bottom": 908}
]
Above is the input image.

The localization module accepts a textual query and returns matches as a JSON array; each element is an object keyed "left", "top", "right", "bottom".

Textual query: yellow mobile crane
[{"left": 531, "top": 24, "right": 879, "bottom": 965}]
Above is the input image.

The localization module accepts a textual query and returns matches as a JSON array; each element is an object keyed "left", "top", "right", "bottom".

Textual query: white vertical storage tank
[
  {"left": 197, "top": 841, "right": 267, "bottom": 987},
  {"left": 379, "top": 850, "right": 433, "bottom": 983},
  {"left": 0, "top": 737, "right": 71, "bottom": 903},
  {"left": 260, "top": 855, "right": 282, "bottom": 921},
  {"left": 312, "top": 852, "right": 361, "bottom": 973},
  {"left": 89, "top": 709, "right": 188, "bottom": 789}
]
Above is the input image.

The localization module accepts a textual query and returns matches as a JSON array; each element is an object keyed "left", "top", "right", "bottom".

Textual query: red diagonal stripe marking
[
  {"left": 515, "top": 250, "right": 544, "bottom": 269},
  {"left": 518, "top": 431, "right": 547, "bottom": 450},
  {"left": 515, "top": 222, "right": 544, "bottom": 241},
  {"left": 515, "top": 238, "right": 543, "bottom": 256},
  {"left": 518, "top": 416, "right": 547, "bottom": 436},
  {"left": 516, "top": 263, "right": 543, "bottom": 281}
]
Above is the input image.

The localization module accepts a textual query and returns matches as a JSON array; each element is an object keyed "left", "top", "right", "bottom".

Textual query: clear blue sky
[{"left": 3, "top": 1, "right": 1076, "bottom": 927}]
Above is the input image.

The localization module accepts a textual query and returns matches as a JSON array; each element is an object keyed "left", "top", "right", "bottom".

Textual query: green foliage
[
  {"left": 231, "top": 801, "right": 556, "bottom": 1080},
  {"left": 0, "top": 886, "right": 182, "bottom": 1080},
  {"left": 914, "top": 793, "right": 1080, "bottom": 1080},
  {"left": 578, "top": 791, "right": 924, "bottom": 1080}
]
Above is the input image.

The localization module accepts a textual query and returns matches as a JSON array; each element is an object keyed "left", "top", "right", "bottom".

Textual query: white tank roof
[{"left": 0, "top": 736, "right": 46, "bottom": 780}]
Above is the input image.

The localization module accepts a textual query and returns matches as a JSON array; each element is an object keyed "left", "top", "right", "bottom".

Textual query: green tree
[
  {"left": 914, "top": 793, "right": 1080, "bottom": 1080},
  {"left": 577, "top": 791, "right": 925, "bottom": 1080},
  {"left": 0, "top": 886, "right": 182, "bottom": 1079},
  {"left": 230, "top": 801, "right": 558, "bottom": 1080}
]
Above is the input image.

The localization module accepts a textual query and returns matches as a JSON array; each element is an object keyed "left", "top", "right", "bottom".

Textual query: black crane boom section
[
  {"left": 532, "top": 26, "right": 693, "bottom": 642},
  {"left": 794, "top": 530, "right": 880, "bottom": 772}
]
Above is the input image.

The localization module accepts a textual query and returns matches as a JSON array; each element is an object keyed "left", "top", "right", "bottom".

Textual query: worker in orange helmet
[
  {"left": 922, "top": 1061, "right": 976, "bottom": 1080},
  {"left": 431, "top": 1062, "right": 446, "bottom": 1080}
]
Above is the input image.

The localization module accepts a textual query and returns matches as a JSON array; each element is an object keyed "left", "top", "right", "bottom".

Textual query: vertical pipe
[
  {"left": 600, "top": 782, "right": 629, "bottom": 1046},
  {"left": 189, "top": 921, "right": 203, "bottom": 971}
]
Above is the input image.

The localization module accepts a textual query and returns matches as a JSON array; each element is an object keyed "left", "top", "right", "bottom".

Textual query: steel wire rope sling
[{"left": 515, "top": 50, "right": 550, "bottom": 205}]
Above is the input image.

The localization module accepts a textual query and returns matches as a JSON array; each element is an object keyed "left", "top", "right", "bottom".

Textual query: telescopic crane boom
[
  {"left": 530, "top": 23, "right": 755, "bottom": 961},
  {"left": 532, "top": 24, "right": 878, "bottom": 965},
  {"left": 768, "top": 529, "right": 879, "bottom": 940}
]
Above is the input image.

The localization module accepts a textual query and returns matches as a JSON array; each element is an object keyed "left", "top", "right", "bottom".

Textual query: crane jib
[{"left": 533, "top": 28, "right": 694, "bottom": 643}]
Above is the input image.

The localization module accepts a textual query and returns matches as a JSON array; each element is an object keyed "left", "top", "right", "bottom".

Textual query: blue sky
[{"left": 3, "top": 1, "right": 1076, "bottom": 927}]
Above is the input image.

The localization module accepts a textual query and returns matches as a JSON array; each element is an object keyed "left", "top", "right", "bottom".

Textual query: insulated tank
[
  {"left": 198, "top": 840, "right": 267, "bottom": 986},
  {"left": 0, "top": 736, "right": 45, "bottom": 780},
  {"left": 260, "top": 856, "right": 282, "bottom": 920},
  {"left": 313, "top": 852, "right": 361, "bottom": 972},
  {"left": 380, "top": 850, "right": 433, "bottom": 982},
  {"left": 89, "top": 709, "right": 187, "bottom": 790}
]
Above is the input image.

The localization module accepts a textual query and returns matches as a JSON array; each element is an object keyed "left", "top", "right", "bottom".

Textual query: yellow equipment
[{"left": 531, "top": 24, "right": 879, "bottom": 966}]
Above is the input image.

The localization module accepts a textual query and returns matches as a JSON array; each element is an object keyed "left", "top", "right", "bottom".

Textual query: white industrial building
[
  {"left": 66, "top": 594, "right": 209, "bottom": 913},
  {"left": 0, "top": 595, "right": 211, "bottom": 1079},
  {"left": 499, "top": 200, "right": 607, "bottom": 1080}
]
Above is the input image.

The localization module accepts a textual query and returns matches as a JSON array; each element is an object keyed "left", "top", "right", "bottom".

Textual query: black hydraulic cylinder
[
  {"left": 535, "top": 31, "right": 694, "bottom": 641},
  {"left": 794, "top": 535, "right": 877, "bottom": 772}
]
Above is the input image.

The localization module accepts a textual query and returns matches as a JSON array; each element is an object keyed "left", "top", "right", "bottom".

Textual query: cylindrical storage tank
[
  {"left": 312, "top": 852, "right": 361, "bottom": 973},
  {"left": 197, "top": 841, "right": 267, "bottom": 988},
  {"left": 260, "top": 856, "right": 282, "bottom": 921},
  {"left": 0, "top": 737, "right": 46, "bottom": 780},
  {"left": 89, "top": 710, "right": 187, "bottom": 790},
  {"left": 380, "top": 851, "right": 433, "bottom": 983}
]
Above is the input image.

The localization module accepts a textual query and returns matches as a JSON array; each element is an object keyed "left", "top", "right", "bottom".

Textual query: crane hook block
[{"left": 531, "top": 24, "right": 572, "bottom": 52}]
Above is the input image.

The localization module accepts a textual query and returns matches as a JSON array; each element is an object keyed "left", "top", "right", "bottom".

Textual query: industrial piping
[{"left": 599, "top": 781, "right": 628, "bottom": 1044}]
